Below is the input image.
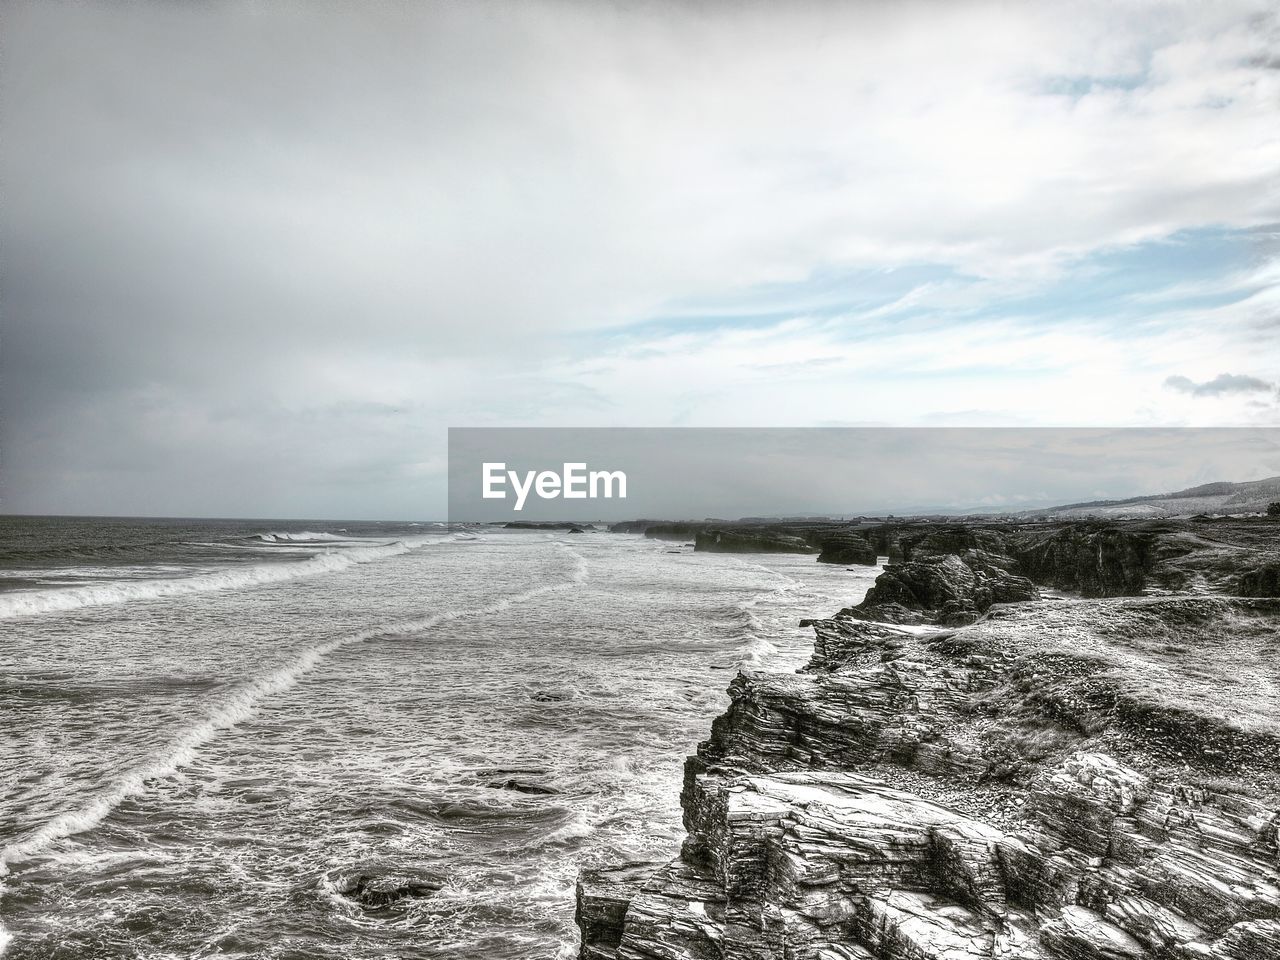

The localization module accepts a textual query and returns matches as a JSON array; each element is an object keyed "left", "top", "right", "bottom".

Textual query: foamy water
[{"left": 0, "top": 519, "right": 878, "bottom": 958}]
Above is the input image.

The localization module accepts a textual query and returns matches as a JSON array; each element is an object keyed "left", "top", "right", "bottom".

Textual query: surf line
[
  {"left": 0, "top": 546, "right": 588, "bottom": 873},
  {"left": 0, "top": 540, "right": 416, "bottom": 621}
]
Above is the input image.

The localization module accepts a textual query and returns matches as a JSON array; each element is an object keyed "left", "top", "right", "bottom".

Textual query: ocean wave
[
  {"left": 370, "top": 547, "right": 587, "bottom": 639},
  {"left": 0, "top": 547, "right": 589, "bottom": 871},
  {"left": 530, "top": 808, "right": 596, "bottom": 847},
  {"left": 734, "top": 635, "right": 781, "bottom": 667},
  {"left": 723, "top": 568, "right": 805, "bottom": 667},
  {"left": 0, "top": 638, "right": 346, "bottom": 871},
  {"left": 0, "top": 541, "right": 411, "bottom": 620},
  {"left": 251, "top": 531, "right": 367, "bottom": 544}
]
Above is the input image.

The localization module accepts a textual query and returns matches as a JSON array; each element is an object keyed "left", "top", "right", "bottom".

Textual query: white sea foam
[
  {"left": 0, "top": 541, "right": 411, "bottom": 620},
  {"left": 735, "top": 636, "right": 781, "bottom": 667},
  {"left": 725, "top": 568, "right": 803, "bottom": 667},
  {"left": 253, "top": 531, "right": 362, "bottom": 544},
  {"left": 0, "top": 642, "right": 340, "bottom": 869},
  {"left": 539, "top": 809, "right": 596, "bottom": 846},
  {"left": 0, "top": 547, "right": 589, "bottom": 872}
]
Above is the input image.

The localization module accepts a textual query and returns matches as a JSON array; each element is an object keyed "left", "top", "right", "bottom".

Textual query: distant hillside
[{"left": 1023, "top": 475, "right": 1280, "bottom": 519}]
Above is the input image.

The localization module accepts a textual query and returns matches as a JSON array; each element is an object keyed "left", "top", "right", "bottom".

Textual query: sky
[{"left": 2, "top": 0, "right": 1279, "bottom": 519}]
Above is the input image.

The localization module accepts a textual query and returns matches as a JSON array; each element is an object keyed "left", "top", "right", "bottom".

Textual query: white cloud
[{"left": 3, "top": 0, "right": 1278, "bottom": 515}]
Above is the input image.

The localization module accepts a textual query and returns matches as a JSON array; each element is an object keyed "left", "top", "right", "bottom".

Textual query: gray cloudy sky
[{"left": 3, "top": 1, "right": 1279, "bottom": 519}]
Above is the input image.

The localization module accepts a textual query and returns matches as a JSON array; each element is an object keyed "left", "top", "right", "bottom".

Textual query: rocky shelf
[{"left": 577, "top": 518, "right": 1280, "bottom": 960}]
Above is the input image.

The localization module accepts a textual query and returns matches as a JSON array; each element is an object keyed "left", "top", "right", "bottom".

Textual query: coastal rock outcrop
[
  {"left": 848, "top": 552, "right": 1039, "bottom": 625},
  {"left": 576, "top": 861, "right": 669, "bottom": 960},
  {"left": 816, "top": 534, "right": 878, "bottom": 566},
  {"left": 696, "top": 529, "right": 818, "bottom": 555},
  {"left": 504, "top": 521, "right": 598, "bottom": 531},
  {"left": 643, "top": 522, "right": 715, "bottom": 541},
  {"left": 1239, "top": 564, "right": 1280, "bottom": 598},
  {"left": 1009, "top": 525, "right": 1158, "bottom": 597},
  {"left": 617, "top": 517, "right": 1276, "bottom": 599},
  {"left": 894, "top": 525, "right": 1012, "bottom": 562},
  {"left": 579, "top": 518, "right": 1280, "bottom": 960}
]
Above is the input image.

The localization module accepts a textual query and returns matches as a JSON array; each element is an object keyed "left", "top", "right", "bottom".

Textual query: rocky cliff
[
  {"left": 815, "top": 534, "right": 879, "bottom": 567},
  {"left": 577, "top": 518, "right": 1280, "bottom": 960},
  {"left": 696, "top": 529, "right": 819, "bottom": 555}
]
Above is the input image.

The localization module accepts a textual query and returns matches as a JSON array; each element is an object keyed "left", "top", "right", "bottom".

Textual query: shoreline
[
  {"left": 0, "top": 528, "right": 872, "bottom": 958},
  {"left": 576, "top": 517, "right": 1280, "bottom": 960}
]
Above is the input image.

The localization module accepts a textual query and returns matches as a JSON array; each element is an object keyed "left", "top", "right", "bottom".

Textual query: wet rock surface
[
  {"left": 577, "top": 861, "right": 670, "bottom": 960},
  {"left": 1239, "top": 564, "right": 1280, "bottom": 598},
  {"left": 695, "top": 529, "right": 818, "bottom": 555},
  {"left": 325, "top": 863, "right": 446, "bottom": 908},
  {"left": 487, "top": 777, "right": 561, "bottom": 794},
  {"left": 816, "top": 534, "right": 879, "bottom": 566},
  {"left": 504, "top": 521, "right": 598, "bottom": 530},
  {"left": 579, "top": 517, "right": 1280, "bottom": 960}
]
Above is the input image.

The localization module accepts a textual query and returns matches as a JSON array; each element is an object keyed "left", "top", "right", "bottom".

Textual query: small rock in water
[
  {"left": 530, "top": 689, "right": 574, "bottom": 702},
  {"left": 486, "top": 777, "right": 561, "bottom": 795},
  {"left": 325, "top": 863, "right": 446, "bottom": 908}
]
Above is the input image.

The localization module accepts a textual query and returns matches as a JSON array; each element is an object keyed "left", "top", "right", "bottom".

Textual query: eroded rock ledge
[{"left": 578, "top": 519, "right": 1280, "bottom": 960}]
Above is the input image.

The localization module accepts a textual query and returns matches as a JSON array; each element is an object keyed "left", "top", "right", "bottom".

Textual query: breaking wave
[
  {"left": 0, "top": 641, "right": 341, "bottom": 870},
  {"left": 250, "top": 531, "right": 364, "bottom": 544},
  {"left": 0, "top": 541, "right": 412, "bottom": 620},
  {"left": 0, "top": 547, "right": 589, "bottom": 871},
  {"left": 728, "top": 565, "right": 801, "bottom": 667}
]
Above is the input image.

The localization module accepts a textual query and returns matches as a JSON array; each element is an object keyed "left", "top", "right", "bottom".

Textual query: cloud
[
  {"left": 2, "top": 0, "right": 1278, "bottom": 516},
  {"left": 1163, "top": 373, "right": 1276, "bottom": 396}
]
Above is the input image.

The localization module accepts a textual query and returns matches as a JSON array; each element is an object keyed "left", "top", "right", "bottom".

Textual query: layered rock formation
[
  {"left": 578, "top": 518, "right": 1280, "bottom": 960},
  {"left": 504, "top": 521, "right": 599, "bottom": 531},
  {"left": 816, "top": 534, "right": 879, "bottom": 567},
  {"left": 846, "top": 552, "right": 1038, "bottom": 625},
  {"left": 622, "top": 517, "right": 1278, "bottom": 601},
  {"left": 637, "top": 521, "right": 718, "bottom": 541},
  {"left": 1239, "top": 565, "right": 1280, "bottom": 598},
  {"left": 696, "top": 529, "right": 818, "bottom": 555},
  {"left": 1008, "top": 524, "right": 1161, "bottom": 596}
]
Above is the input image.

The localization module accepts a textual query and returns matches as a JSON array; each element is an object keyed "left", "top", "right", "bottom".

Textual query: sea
[{"left": 0, "top": 516, "right": 880, "bottom": 959}]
